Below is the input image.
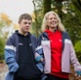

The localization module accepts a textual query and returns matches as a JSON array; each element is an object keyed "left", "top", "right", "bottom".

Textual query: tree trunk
[
  {"left": 43, "top": 0, "right": 51, "bottom": 15},
  {"left": 55, "top": 0, "right": 64, "bottom": 19},
  {"left": 32, "top": 0, "right": 39, "bottom": 37}
]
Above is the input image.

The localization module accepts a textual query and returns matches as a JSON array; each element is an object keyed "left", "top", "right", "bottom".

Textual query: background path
[
  {"left": 0, "top": 63, "right": 8, "bottom": 80},
  {"left": 0, "top": 63, "right": 80, "bottom": 80}
]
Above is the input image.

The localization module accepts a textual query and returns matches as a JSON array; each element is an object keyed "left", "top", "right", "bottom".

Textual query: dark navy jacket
[{"left": 4, "top": 31, "right": 39, "bottom": 80}]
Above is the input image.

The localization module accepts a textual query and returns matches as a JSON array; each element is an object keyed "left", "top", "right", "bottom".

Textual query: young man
[{"left": 4, "top": 13, "right": 42, "bottom": 80}]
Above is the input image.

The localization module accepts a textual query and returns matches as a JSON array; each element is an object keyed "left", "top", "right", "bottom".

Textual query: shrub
[
  {"left": 74, "top": 40, "right": 81, "bottom": 62},
  {"left": 0, "top": 37, "right": 5, "bottom": 63}
]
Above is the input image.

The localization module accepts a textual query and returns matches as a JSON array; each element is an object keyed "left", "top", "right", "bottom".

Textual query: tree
[
  {"left": 0, "top": 13, "right": 12, "bottom": 62},
  {"left": 54, "top": 0, "right": 64, "bottom": 18},
  {"left": 0, "top": 13, "right": 12, "bottom": 37},
  {"left": 43, "top": 0, "right": 51, "bottom": 15},
  {"left": 0, "top": 37, "right": 5, "bottom": 63},
  {"left": 32, "top": 0, "right": 43, "bottom": 37},
  {"left": 75, "top": 40, "right": 81, "bottom": 62},
  {"left": 71, "top": 0, "right": 81, "bottom": 22},
  {"left": 62, "top": 12, "right": 81, "bottom": 44},
  {"left": 32, "top": 0, "right": 81, "bottom": 61},
  {"left": 32, "top": 0, "right": 39, "bottom": 37}
]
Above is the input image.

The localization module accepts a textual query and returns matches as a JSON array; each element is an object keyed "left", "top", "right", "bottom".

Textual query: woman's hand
[{"left": 74, "top": 71, "right": 81, "bottom": 80}]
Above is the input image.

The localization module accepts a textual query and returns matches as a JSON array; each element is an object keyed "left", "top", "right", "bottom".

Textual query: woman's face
[{"left": 47, "top": 13, "right": 58, "bottom": 29}]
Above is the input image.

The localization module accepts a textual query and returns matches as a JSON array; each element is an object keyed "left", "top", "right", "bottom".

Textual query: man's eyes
[{"left": 24, "top": 22, "right": 31, "bottom": 25}]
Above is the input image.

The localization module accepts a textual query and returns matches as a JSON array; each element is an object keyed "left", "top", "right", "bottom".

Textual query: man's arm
[{"left": 4, "top": 36, "right": 19, "bottom": 73}]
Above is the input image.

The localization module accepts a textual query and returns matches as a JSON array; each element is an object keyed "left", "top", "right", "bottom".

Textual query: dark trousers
[
  {"left": 45, "top": 74, "right": 69, "bottom": 80},
  {"left": 14, "top": 76, "right": 41, "bottom": 80}
]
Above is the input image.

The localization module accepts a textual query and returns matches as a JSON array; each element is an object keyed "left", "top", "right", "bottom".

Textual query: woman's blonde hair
[{"left": 41, "top": 11, "right": 65, "bottom": 32}]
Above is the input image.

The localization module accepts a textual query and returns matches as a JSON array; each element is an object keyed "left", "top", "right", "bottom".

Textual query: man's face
[{"left": 19, "top": 19, "right": 32, "bottom": 33}]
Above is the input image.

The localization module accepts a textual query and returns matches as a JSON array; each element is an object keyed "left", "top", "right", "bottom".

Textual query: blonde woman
[{"left": 35, "top": 11, "right": 81, "bottom": 80}]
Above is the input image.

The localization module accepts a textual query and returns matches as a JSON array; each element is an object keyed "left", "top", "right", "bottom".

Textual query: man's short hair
[{"left": 18, "top": 13, "right": 32, "bottom": 23}]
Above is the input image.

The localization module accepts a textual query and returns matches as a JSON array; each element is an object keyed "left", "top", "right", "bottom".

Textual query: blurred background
[{"left": 0, "top": 0, "right": 81, "bottom": 80}]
